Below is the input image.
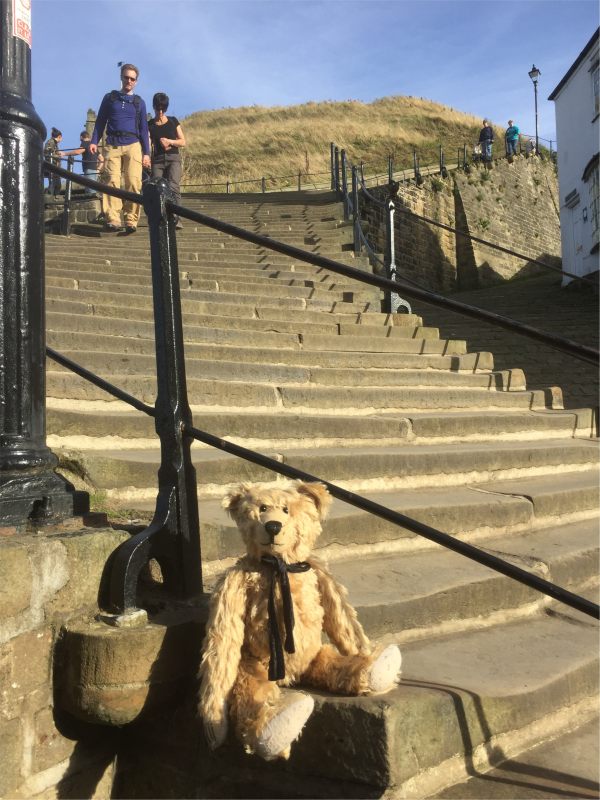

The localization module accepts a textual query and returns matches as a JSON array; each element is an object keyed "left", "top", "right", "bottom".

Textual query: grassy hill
[{"left": 180, "top": 95, "right": 492, "bottom": 191}]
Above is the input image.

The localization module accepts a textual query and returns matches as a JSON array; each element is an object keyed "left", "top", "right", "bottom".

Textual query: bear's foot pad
[
  {"left": 255, "top": 692, "right": 314, "bottom": 760},
  {"left": 368, "top": 644, "right": 402, "bottom": 693}
]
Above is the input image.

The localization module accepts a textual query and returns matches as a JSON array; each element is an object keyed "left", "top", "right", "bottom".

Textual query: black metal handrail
[
  {"left": 45, "top": 348, "right": 600, "bottom": 622},
  {"left": 44, "top": 161, "right": 599, "bottom": 623},
  {"left": 181, "top": 163, "right": 331, "bottom": 193}
]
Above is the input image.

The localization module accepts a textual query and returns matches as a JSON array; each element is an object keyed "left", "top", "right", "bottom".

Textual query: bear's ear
[
  {"left": 222, "top": 483, "right": 251, "bottom": 517},
  {"left": 296, "top": 482, "right": 332, "bottom": 519}
]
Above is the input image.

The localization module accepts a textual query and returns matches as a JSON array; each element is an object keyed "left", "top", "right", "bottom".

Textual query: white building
[{"left": 549, "top": 28, "right": 599, "bottom": 283}]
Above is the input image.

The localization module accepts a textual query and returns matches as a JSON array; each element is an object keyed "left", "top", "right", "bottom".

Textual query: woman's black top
[{"left": 149, "top": 116, "right": 180, "bottom": 157}]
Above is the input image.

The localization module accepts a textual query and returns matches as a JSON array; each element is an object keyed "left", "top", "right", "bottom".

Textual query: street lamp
[{"left": 528, "top": 64, "right": 541, "bottom": 155}]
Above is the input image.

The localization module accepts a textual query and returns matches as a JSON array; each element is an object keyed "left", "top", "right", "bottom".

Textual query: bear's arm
[
  {"left": 310, "top": 557, "right": 371, "bottom": 656},
  {"left": 198, "top": 565, "right": 248, "bottom": 747}
]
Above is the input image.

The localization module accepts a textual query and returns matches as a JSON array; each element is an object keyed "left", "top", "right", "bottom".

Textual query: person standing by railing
[
  {"left": 89, "top": 63, "right": 151, "bottom": 233},
  {"left": 43, "top": 126, "right": 63, "bottom": 195},
  {"left": 505, "top": 119, "right": 520, "bottom": 157},
  {"left": 61, "top": 131, "right": 105, "bottom": 195},
  {"left": 478, "top": 119, "right": 495, "bottom": 163},
  {"left": 148, "top": 92, "right": 186, "bottom": 230}
]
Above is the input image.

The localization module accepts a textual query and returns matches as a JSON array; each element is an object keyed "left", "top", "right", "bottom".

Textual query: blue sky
[{"left": 32, "top": 0, "right": 598, "bottom": 160}]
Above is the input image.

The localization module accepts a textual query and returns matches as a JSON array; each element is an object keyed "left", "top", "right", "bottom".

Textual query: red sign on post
[{"left": 13, "top": 0, "right": 31, "bottom": 47}]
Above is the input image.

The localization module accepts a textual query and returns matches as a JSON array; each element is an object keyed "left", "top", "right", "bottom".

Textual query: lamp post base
[{"left": 0, "top": 469, "right": 87, "bottom": 528}]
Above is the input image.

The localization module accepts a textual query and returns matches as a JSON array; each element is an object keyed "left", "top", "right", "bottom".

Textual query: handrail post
[
  {"left": 341, "top": 149, "right": 349, "bottom": 220},
  {"left": 334, "top": 146, "right": 340, "bottom": 195},
  {"left": 226, "top": 180, "right": 230, "bottom": 194},
  {"left": 384, "top": 183, "right": 411, "bottom": 315},
  {"left": 330, "top": 141, "right": 335, "bottom": 190},
  {"left": 298, "top": 170, "right": 301, "bottom": 192},
  {"left": 60, "top": 155, "right": 74, "bottom": 236},
  {"left": 440, "top": 146, "right": 447, "bottom": 178},
  {"left": 261, "top": 176, "right": 266, "bottom": 193},
  {"left": 414, "top": 150, "right": 423, "bottom": 185},
  {"left": 388, "top": 154, "right": 393, "bottom": 183},
  {"left": 107, "top": 178, "right": 203, "bottom": 613},
  {"left": 352, "top": 165, "right": 361, "bottom": 254}
]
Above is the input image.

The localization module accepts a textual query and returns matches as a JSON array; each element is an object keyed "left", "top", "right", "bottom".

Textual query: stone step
[
  {"left": 46, "top": 317, "right": 462, "bottom": 353},
  {"left": 46, "top": 406, "right": 592, "bottom": 448},
  {"left": 51, "top": 353, "right": 507, "bottom": 388},
  {"left": 46, "top": 300, "right": 422, "bottom": 334},
  {"left": 112, "top": 601, "right": 599, "bottom": 799},
  {"left": 189, "top": 472, "right": 599, "bottom": 565},
  {"left": 46, "top": 248, "right": 373, "bottom": 268},
  {"left": 46, "top": 250, "right": 373, "bottom": 273},
  {"left": 45, "top": 237, "right": 356, "bottom": 259},
  {"left": 288, "top": 608, "right": 598, "bottom": 798},
  {"left": 46, "top": 370, "right": 552, "bottom": 409},
  {"left": 433, "top": 715, "right": 599, "bottom": 799},
  {"left": 335, "top": 518, "right": 599, "bottom": 639},
  {"left": 46, "top": 260, "right": 374, "bottom": 285},
  {"left": 46, "top": 331, "right": 486, "bottom": 370},
  {"left": 46, "top": 284, "right": 380, "bottom": 312},
  {"left": 46, "top": 307, "right": 345, "bottom": 337},
  {"left": 46, "top": 267, "right": 376, "bottom": 295},
  {"left": 47, "top": 300, "right": 413, "bottom": 329},
  {"left": 54, "top": 439, "right": 599, "bottom": 499}
]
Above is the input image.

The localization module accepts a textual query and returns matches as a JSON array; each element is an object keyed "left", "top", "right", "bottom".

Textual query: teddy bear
[{"left": 198, "top": 480, "right": 402, "bottom": 761}]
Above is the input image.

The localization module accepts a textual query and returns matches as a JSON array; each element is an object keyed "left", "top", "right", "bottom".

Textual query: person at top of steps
[{"left": 89, "top": 63, "right": 151, "bottom": 234}]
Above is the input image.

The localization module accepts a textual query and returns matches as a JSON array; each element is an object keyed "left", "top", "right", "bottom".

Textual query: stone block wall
[
  {"left": 453, "top": 156, "right": 561, "bottom": 287},
  {"left": 44, "top": 195, "right": 101, "bottom": 230},
  {"left": 0, "top": 523, "right": 127, "bottom": 799},
  {"left": 361, "top": 177, "right": 458, "bottom": 292},
  {"left": 361, "top": 155, "right": 561, "bottom": 292}
]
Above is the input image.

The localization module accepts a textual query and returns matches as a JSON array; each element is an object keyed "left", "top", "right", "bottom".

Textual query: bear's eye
[
  {"left": 259, "top": 504, "right": 268, "bottom": 513},
  {"left": 282, "top": 507, "right": 288, "bottom": 514}
]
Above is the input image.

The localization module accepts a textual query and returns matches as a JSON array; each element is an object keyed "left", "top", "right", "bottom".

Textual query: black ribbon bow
[{"left": 261, "top": 555, "right": 311, "bottom": 681}]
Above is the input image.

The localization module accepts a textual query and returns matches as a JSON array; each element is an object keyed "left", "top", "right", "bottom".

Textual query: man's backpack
[{"left": 106, "top": 90, "right": 142, "bottom": 139}]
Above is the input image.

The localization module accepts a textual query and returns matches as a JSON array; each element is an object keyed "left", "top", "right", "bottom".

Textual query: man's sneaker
[
  {"left": 104, "top": 223, "right": 120, "bottom": 232},
  {"left": 125, "top": 226, "right": 137, "bottom": 235}
]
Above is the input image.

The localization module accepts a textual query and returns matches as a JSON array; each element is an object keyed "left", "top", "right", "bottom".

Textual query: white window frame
[{"left": 590, "top": 166, "right": 599, "bottom": 247}]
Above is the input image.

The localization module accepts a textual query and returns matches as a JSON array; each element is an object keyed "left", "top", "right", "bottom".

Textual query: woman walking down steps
[{"left": 149, "top": 92, "right": 186, "bottom": 230}]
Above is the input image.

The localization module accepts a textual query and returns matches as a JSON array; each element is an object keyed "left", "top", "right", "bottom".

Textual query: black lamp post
[
  {"left": 528, "top": 64, "right": 541, "bottom": 154},
  {"left": 0, "top": 0, "right": 80, "bottom": 526}
]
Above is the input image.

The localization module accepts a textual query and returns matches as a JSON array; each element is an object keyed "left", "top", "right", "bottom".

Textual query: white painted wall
[{"left": 552, "top": 38, "right": 599, "bottom": 282}]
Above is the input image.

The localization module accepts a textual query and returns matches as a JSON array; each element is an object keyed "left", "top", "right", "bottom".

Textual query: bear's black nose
[{"left": 264, "top": 520, "right": 282, "bottom": 537}]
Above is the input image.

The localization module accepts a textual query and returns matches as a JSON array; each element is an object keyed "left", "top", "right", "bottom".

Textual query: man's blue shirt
[{"left": 91, "top": 91, "right": 150, "bottom": 157}]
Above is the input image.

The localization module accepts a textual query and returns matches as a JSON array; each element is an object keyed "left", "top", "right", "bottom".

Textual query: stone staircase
[{"left": 44, "top": 191, "right": 599, "bottom": 798}]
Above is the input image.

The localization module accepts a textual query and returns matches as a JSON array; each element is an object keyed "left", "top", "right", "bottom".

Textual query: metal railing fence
[{"left": 43, "top": 161, "right": 599, "bottom": 623}]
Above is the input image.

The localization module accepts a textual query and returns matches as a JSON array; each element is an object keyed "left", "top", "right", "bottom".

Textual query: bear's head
[{"left": 223, "top": 481, "right": 332, "bottom": 562}]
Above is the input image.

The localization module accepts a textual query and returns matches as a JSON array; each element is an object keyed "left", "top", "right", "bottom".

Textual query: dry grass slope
[{"left": 180, "top": 95, "right": 492, "bottom": 190}]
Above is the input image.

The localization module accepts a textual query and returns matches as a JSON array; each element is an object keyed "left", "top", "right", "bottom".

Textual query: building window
[{"left": 593, "top": 61, "right": 600, "bottom": 116}]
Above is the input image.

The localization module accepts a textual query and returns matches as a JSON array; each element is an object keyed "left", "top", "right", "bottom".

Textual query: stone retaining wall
[
  {"left": 361, "top": 155, "right": 562, "bottom": 292},
  {"left": 0, "top": 523, "right": 127, "bottom": 799}
]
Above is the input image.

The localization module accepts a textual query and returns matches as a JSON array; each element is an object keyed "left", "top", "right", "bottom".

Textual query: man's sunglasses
[{"left": 122, "top": 75, "right": 137, "bottom": 82}]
